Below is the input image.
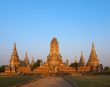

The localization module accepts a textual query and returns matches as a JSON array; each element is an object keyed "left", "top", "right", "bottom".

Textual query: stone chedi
[
  {"left": 87, "top": 43, "right": 99, "bottom": 69},
  {"left": 65, "top": 59, "right": 69, "bottom": 66},
  {"left": 79, "top": 52, "right": 85, "bottom": 67},
  {"left": 24, "top": 52, "right": 30, "bottom": 66},
  {"left": 10, "top": 43, "right": 20, "bottom": 68},
  {"left": 47, "top": 38, "right": 64, "bottom": 68},
  {"left": 5, "top": 43, "right": 31, "bottom": 73},
  {"left": 31, "top": 57, "right": 35, "bottom": 66}
]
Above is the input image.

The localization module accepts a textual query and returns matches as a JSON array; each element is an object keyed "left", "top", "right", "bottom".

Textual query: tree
[
  {"left": 97, "top": 64, "right": 103, "bottom": 72},
  {"left": 31, "top": 59, "right": 41, "bottom": 70},
  {"left": 0, "top": 65, "right": 6, "bottom": 73},
  {"left": 104, "top": 66, "right": 110, "bottom": 72},
  {"left": 70, "top": 62, "right": 79, "bottom": 70}
]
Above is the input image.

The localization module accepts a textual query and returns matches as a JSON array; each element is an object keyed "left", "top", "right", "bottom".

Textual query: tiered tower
[
  {"left": 10, "top": 43, "right": 20, "bottom": 68},
  {"left": 24, "top": 52, "right": 30, "bottom": 66},
  {"left": 66, "top": 59, "right": 69, "bottom": 66},
  {"left": 34, "top": 37, "right": 75, "bottom": 73},
  {"left": 50, "top": 38, "right": 59, "bottom": 56},
  {"left": 79, "top": 51, "right": 85, "bottom": 67},
  {"left": 74, "top": 56, "right": 78, "bottom": 63},
  {"left": 47, "top": 38, "right": 63, "bottom": 66},
  {"left": 87, "top": 43, "right": 99, "bottom": 68},
  {"left": 31, "top": 57, "right": 35, "bottom": 66}
]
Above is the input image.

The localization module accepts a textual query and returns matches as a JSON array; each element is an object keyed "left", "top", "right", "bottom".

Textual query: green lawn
[
  {"left": 0, "top": 75, "right": 41, "bottom": 87},
  {"left": 63, "top": 75, "right": 110, "bottom": 87}
]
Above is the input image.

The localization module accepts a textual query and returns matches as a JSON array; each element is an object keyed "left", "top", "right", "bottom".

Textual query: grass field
[
  {"left": 63, "top": 75, "right": 110, "bottom": 87},
  {"left": 0, "top": 74, "right": 110, "bottom": 87},
  {"left": 0, "top": 75, "right": 41, "bottom": 87}
]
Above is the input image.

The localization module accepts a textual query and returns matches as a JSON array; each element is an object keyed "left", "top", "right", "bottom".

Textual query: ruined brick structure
[
  {"left": 5, "top": 38, "right": 100, "bottom": 74},
  {"left": 5, "top": 43, "right": 31, "bottom": 73}
]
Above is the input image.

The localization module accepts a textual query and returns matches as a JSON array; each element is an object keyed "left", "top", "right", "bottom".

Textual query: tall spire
[
  {"left": 50, "top": 37, "right": 59, "bottom": 56},
  {"left": 92, "top": 42, "right": 95, "bottom": 48},
  {"left": 79, "top": 51, "right": 85, "bottom": 67},
  {"left": 74, "top": 56, "right": 78, "bottom": 63},
  {"left": 12, "top": 42, "right": 18, "bottom": 57},
  {"left": 87, "top": 43, "right": 99, "bottom": 67},
  {"left": 10, "top": 43, "right": 20, "bottom": 67},
  {"left": 31, "top": 57, "right": 35, "bottom": 66},
  {"left": 90, "top": 42, "right": 97, "bottom": 58},
  {"left": 81, "top": 51, "right": 83, "bottom": 57},
  {"left": 66, "top": 59, "right": 69, "bottom": 66},
  {"left": 47, "top": 37, "right": 63, "bottom": 67},
  {"left": 24, "top": 52, "right": 30, "bottom": 66}
]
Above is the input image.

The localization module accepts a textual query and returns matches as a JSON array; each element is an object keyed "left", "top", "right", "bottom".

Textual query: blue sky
[{"left": 0, "top": 0, "right": 110, "bottom": 66}]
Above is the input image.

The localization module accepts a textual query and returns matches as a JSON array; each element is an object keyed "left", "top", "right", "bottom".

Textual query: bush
[
  {"left": 0, "top": 65, "right": 5, "bottom": 73},
  {"left": 31, "top": 59, "right": 41, "bottom": 70},
  {"left": 103, "top": 66, "right": 110, "bottom": 72}
]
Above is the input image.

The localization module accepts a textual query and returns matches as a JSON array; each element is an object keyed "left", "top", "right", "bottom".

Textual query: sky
[{"left": 0, "top": 0, "right": 110, "bottom": 66}]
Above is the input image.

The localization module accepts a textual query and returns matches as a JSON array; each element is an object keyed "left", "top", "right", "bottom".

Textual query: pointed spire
[
  {"left": 24, "top": 52, "right": 30, "bottom": 66},
  {"left": 87, "top": 43, "right": 99, "bottom": 67},
  {"left": 66, "top": 59, "right": 69, "bottom": 66},
  {"left": 14, "top": 42, "right": 16, "bottom": 50},
  {"left": 12, "top": 42, "right": 18, "bottom": 57},
  {"left": 81, "top": 51, "right": 83, "bottom": 58},
  {"left": 90, "top": 42, "right": 97, "bottom": 58},
  {"left": 26, "top": 52, "right": 28, "bottom": 57},
  {"left": 31, "top": 57, "right": 35, "bottom": 66},
  {"left": 79, "top": 51, "right": 85, "bottom": 67},
  {"left": 74, "top": 56, "right": 78, "bottom": 63},
  {"left": 92, "top": 42, "right": 95, "bottom": 48},
  {"left": 10, "top": 43, "right": 20, "bottom": 68}
]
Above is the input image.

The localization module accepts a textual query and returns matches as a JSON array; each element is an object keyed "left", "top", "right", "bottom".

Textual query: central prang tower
[
  {"left": 47, "top": 38, "right": 63, "bottom": 67},
  {"left": 50, "top": 38, "right": 59, "bottom": 56}
]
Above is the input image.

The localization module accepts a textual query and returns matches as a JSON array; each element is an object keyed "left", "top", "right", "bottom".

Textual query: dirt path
[{"left": 19, "top": 76, "right": 74, "bottom": 87}]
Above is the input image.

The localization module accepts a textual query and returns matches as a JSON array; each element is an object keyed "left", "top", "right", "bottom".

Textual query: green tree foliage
[
  {"left": 70, "top": 62, "right": 79, "bottom": 70},
  {"left": 31, "top": 59, "right": 41, "bottom": 70},
  {"left": 0, "top": 65, "right": 5, "bottom": 73},
  {"left": 96, "top": 64, "right": 103, "bottom": 72},
  {"left": 104, "top": 66, "right": 110, "bottom": 72},
  {"left": 70, "top": 62, "right": 78, "bottom": 67}
]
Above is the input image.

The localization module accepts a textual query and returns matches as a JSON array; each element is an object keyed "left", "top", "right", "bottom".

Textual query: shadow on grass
[
  {"left": 61, "top": 74, "right": 110, "bottom": 87},
  {"left": 0, "top": 74, "right": 41, "bottom": 87}
]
